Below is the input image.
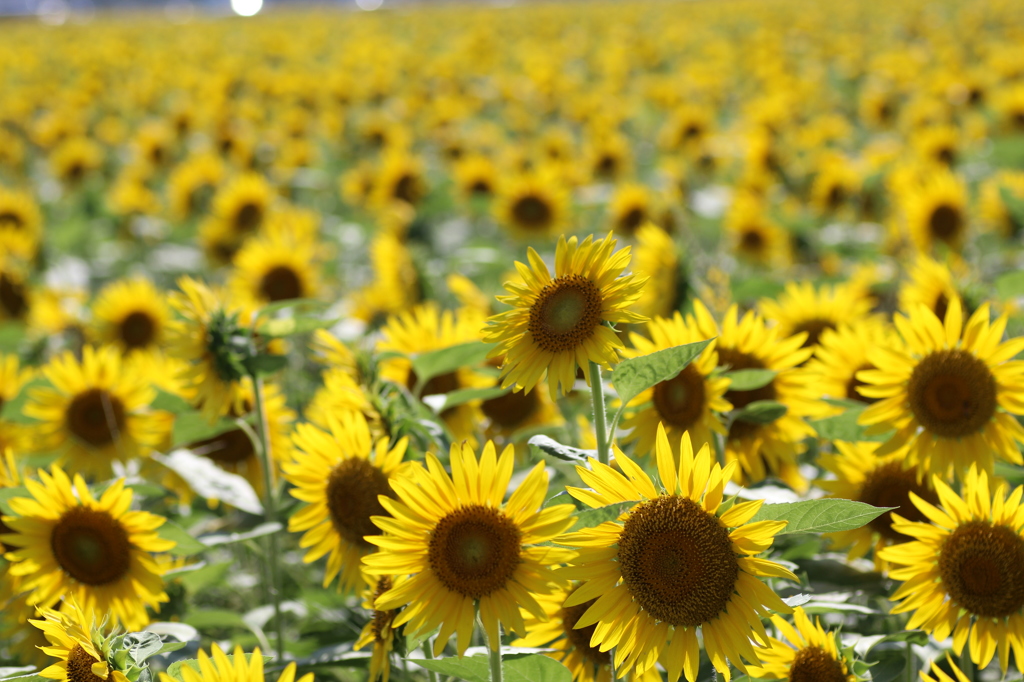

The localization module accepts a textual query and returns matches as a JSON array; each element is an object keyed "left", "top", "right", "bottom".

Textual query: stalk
[
  {"left": 588, "top": 361, "right": 611, "bottom": 466},
  {"left": 959, "top": 651, "right": 974, "bottom": 681},
  {"left": 252, "top": 376, "right": 285, "bottom": 660},
  {"left": 421, "top": 639, "right": 440, "bottom": 682},
  {"left": 483, "top": 624, "right": 503, "bottom": 682}
]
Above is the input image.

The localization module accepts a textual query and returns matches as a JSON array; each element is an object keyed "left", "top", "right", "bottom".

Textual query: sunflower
[
  {"left": 0, "top": 186, "right": 42, "bottom": 260},
  {"left": 724, "top": 192, "right": 790, "bottom": 268},
  {"left": 620, "top": 312, "right": 729, "bottom": 458},
  {"left": 228, "top": 229, "right": 322, "bottom": 311},
  {"left": 584, "top": 131, "right": 631, "bottom": 182},
  {"left": 690, "top": 300, "right": 820, "bottom": 490},
  {"left": 31, "top": 601, "right": 130, "bottom": 682},
  {"left": 353, "top": 573, "right": 399, "bottom": 682},
  {"left": 283, "top": 411, "right": 409, "bottom": 593},
  {"left": 91, "top": 278, "right": 170, "bottom": 355},
  {"left": 454, "top": 154, "right": 499, "bottom": 201},
  {"left": 902, "top": 169, "right": 969, "bottom": 253},
  {"left": 857, "top": 298, "right": 1024, "bottom": 476},
  {"left": 305, "top": 367, "right": 380, "bottom": 436},
  {"left": 979, "top": 170, "right": 1024, "bottom": 239},
  {"left": 897, "top": 254, "right": 964, "bottom": 321},
  {"left": 511, "top": 582, "right": 661, "bottom": 682},
  {"left": 50, "top": 137, "right": 103, "bottom": 185},
  {"left": 340, "top": 161, "right": 377, "bottom": 209},
  {"left": 212, "top": 173, "right": 275, "bottom": 238},
  {"left": 167, "top": 153, "right": 225, "bottom": 220},
  {"left": 363, "top": 440, "right": 577, "bottom": 655},
  {"left": 556, "top": 426, "right": 796, "bottom": 682},
  {"left": 25, "top": 345, "right": 173, "bottom": 479},
  {"left": 745, "top": 606, "right": 857, "bottom": 682},
  {"left": 911, "top": 125, "right": 960, "bottom": 168},
  {"left": 484, "top": 233, "right": 647, "bottom": 398},
  {"left": 659, "top": 105, "right": 712, "bottom": 152},
  {"left": 0, "top": 255, "right": 30, "bottom": 323},
  {"left": 494, "top": 171, "right": 570, "bottom": 239},
  {"left": 156, "top": 644, "right": 312, "bottom": 682},
  {"left": 0, "top": 353, "right": 32, "bottom": 454},
  {"left": 809, "top": 156, "right": 860, "bottom": 218},
  {"left": 1, "top": 467, "right": 174, "bottom": 629},
  {"left": 817, "top": 441, "right": 939, "bottom": 566},
  {"left": 759, "top": 281, "right": 877, "bottom": 351},
  {"left": 806, "top": 321, "right": 893, "bottom": 406},
  {"left": 608, "top": 184, "right": 654, "bottom": 237},
  {"left": 350, "top": 233, "right": 421, "bottom": 327},
  {"left": 879, "top": 465, "right": 1024, "bottom": 672},
  {"left": 372, "top": 153, "right": 427, "bottom": 209}
]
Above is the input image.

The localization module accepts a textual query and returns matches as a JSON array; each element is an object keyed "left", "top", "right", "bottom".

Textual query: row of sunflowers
[{"left": 3, "top": 0, "right": 1024, "bottom": 681}]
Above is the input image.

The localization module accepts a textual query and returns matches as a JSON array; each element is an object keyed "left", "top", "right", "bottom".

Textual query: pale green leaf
[{"left": 749, "top": 499, "right": 894, "bottom": 535}]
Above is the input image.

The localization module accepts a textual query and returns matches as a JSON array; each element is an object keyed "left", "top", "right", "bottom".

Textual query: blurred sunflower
[
  {"left": 607, "top": 184, "right": 654, "bottom": 236},
  {"left": 25, "top": 345, "right": 172, "bottom": 479},
  {"left": 0, "top": 353, "right": 32, "bottom": 453},
  {"left": 902, "top": 170, "right": 969, "bottom": 253},
  {"left": 228, "top": 229, "right": 322, "bottom": 310},
  {"left": 156, "top": 644, "right": 311, "bottom": 682},
  {"left": 363, "top": 441, "right": 576, "bottom": 655},
  {"left": 979, "top": 170, "right": 1024, "bottom": 239},
  {"left": 759, "top": 281, "right": 877, "bottom": 351},
  {"left": 453, "top": 154, "right": 498, "bottom": 201},
  {"left": 631, "top": 223, "right": 683, "bottom": 320},
  {"left": 557, "top": 426, "right": 796, "bottom": 682},
  {"left": 857, "top": 298, "right": 1024, "bottom": 475},
  {"left": 372, "top": 153, "right": 427, "bottom": 209},
  {"left": 354, "top": 573, "right": 398, "bottom": 682},
  {"left": 806, "top": 321, "right": 893, "bottom": 405},
  {"left": 212, "top": 173, "right": 275, "bottom": 238},
  {"left": 897, "top": 254, "right": 964, "bottom": 320},
  {"left": 284, "top": 411, "right": 409, "bottom": 593},
  {"left": 350, "top": 233, "right": 421, "bottom": 327},
  {"left": 745, "top": 607, "right": 858, "bottom": 682},
  {"left": 50, "top": 137, "right": 103, "bottom": 185},
  {"left": 494, "top": 171, "right": 570, "bottom": 239},
  {"left": 2, "top": 467, "right": 174, "bottom": 629},
  {"left": 167, "top": 153, "right": 225, "bottom": 220},
  {"left": 725, "top": 192, "right": 790, "bottom": 267},
  {"left": 0, "top": 187, "right": 42, "bottom": 260},
  {"left": 31, "top": 601, "right": 128, "bottom": 682},
  {"left": 91, "top": 278, "right": 169, "bottom": 356},
  {"left": 484, "top": 233, "right": 647, "bottom": 397}
]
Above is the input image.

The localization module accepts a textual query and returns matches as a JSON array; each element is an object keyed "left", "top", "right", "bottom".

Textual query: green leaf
[
  {"left": 258, "top": 315, "right": 339, "bottom": 339},
  {"left": 175, "top": 562, "right": 233, "bottom": 593},
  {"left": 123, "top": 632, "right": 166, "bottom": 666},
  {"left": 182, "top": 609, "right": 249, "bottom": 630},
  {"left": 733, "top": 400, "right": 787, "bottom": 424},
  {"left": 438, "top": 385, "right": 511, "bottom": 411},
  {"left": 200, "top": 522, "right": 282, "bottom": 547},
  {"left": 750, "top": 499, "right": 894, "bottom": 535},
  {"left": 996, "top": 270, "right": 1024, "bottom": 300},
  {"left": 810, "top": 407, "right": 890, "bottom": 442},
  {"left": 528, "top": 435, "right": 595, "bottom": 464},
  {"left": 413, "top": 654, "right": 571, "bottom": 682},
  {"left": 0, "top": 674, "right": 47, "bottom": 682},
  {"left": 853, "top": 630, "right": 929, "bottom": 657},
  {"left": 151, "top": 389, "right": 193, "bottom": 414},
  {"left": 165, "top": 655, "right": 270, "bottom": 682},
  {"left": 611, "top": 339, "right": 713, "bottom": 405},
  {"left": 171, "top": 413, "right": 236, "bottom": 448},
  {"left": 243, "top": 354, "right": 288, "bottom": 377},
  {"left": 409, "top": 341, "right": 496, "bottom": 387},
  {"left": 0, "top": 486, "right": 29, "bottom": 515},
  {"left": 722, "top": 368, "right": 776, "bottom": 391},
  {"left": 256, "top": 298, "right": 329, "bottom": 319},
  {"left": 0, "top": 376, "right": 50, "bottom": 424},
  {"left": 157, "top": 520, "right": 207, "bottom": 556},
  {"left": 1000, "top": 186, "right": 1024, "bottom": 228},
  {"left": 562, "top": 501, "right": 638, "bottom": 534}
]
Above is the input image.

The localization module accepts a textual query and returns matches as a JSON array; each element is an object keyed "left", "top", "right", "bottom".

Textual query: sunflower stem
[
  {"left": 960, "top": 650, "right": 974, "bottom": 681},
  {"left": 252, "top": 376, "right": 285, "bottom": 662},
  {"left": 421, "top": 639, "right": 440, "bottom": 682},
  {"left": 588, "top": 361, "right": 611, "bottom": 466},
  {"left": 484, "top": 624, "right": 503, "bottom": 682}
]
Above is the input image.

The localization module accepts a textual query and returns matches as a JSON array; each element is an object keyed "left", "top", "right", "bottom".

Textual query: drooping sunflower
[
  {"left": 363, "top": 440, "right": 577, "bottom": 655},
  {"left": 156, "top": 644, "right": 312, "bottom": 682},
  {"left": 25, "top": 345, "right": 173, "bottom": 479},
  {"left": 31, "top": 601, "right": 129, "bottom": 682},
  {"left": 857, "top": 298, "right": 1024, "bottom": 476},
  {"left": 806, "top": 321, "right": 894, "bottom": 406},
  {"left": 902, "top": 170, "right": 969, "bottom": 253},
  {"left": 484, "top": 233, "right": 647, "bottom": 398},
  {"left": 690, "top": 299, "right": 821, "bottom": 490},
  {"left": 228, "top": 229, "right": 322, "bottom": 310},
  {"left": 353, "top": 573, "right": 399, "bottom": 682},
  {"left": 817, "top": 441, "right": 939, "bottom": 566},
  {"left": 1, "top": 467, "right": 174, "bottom": 629},
  {"left": 284, "top": 411, "right": 410, "bottom": 593},
  {"left": 759, "top": 281, "right": 877, "bottom": 352},
  {"left": 620, "top": 312, "right": 730, "bottom": 457},
  {"left": 512, "top": 582, "right": 661, "bottom": 682},
  {"left": 494, "top": 171, "right": 570, "bottom": 239},
  {"left": 745, "top": 607, "right": 858, "bottom": 682},
  {"left": 0, "top": 186, "right": 42, "bottom": 260},
  {"left": 879, "top": 465, "right": 1024, "bottom": 672},
  {"left": 91, "top": 278, "right": 170, "bottom": 356},
  {"left": 631, "top": 223, "right": 683, "bottom": 320},
  {"left": 557, "top": 426, "right": 796, "bottom": 682}
]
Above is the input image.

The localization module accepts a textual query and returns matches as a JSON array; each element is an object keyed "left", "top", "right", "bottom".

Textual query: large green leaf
[
  {"left": 170, "top": 413, "right": 237, "bottom": 448},
  {"left": 750, "top": 499, "right": 894, "bottom": 535},
  {"left": 610, "top": 339, "right": 713, "bottom": 405},
  {"left": 562, "top": 501, "right": 637, "bottom": 534},
  {"left": 410, "top": 342, "right": 496, "bottom": 389},
  {"left": 414, "top": 653, "right": 571, "bottom": 682},
  {"left": 722, "top": 368, "right": 775, "bottom": 391},
  {"left": 157, "top": 520, "right": 207, "bottom": 556},
  {"left": 810, "top": 407, "right": 889, "bottom": 442},
  {"left": 437, "top": 385, "right": 511, "bottom": 411}
]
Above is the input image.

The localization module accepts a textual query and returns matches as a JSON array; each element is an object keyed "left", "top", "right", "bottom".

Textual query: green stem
[
  {"left": 905, "top": 638, "right": 913, "bottom": 682},
  {"left": 959, "top": 650, "right": 974, "bottom": 681},
  {"left": 484, "top": 624, "right": 503, "bottom": 682},
  {"left": 589, "top": 362, "right": 610, "bottom": 466},
  {"left": 421, "top": 639, "right": 440, "bottom": 682},
  {"left": 252, "top": 376, "right": 285, "bottom": 661}
]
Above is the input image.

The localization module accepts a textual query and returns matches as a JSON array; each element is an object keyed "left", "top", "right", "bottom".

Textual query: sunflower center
[
  {"left": 740, "top": 228, "right": 765, "bottom": 252},
  {"left": 826, "top": 185, "right": 845, "bottom": 211},
  {"left": 66, "top": 389, "right": 126, "bottom": 448},
  {"left": 120, "top": 311, "right": 157, "bottom": 349},
  {"left": 259, "top": 265, "right": 304, "bottom": 302},
  {"left": 482, "top": 386, "right": 539, "bottom": 429},
  {"left": 619, "top": 207, "right": 646, "bottom": 235},
  {"left": 51, "top": 507, "right": 132, "bottom": 586},
  {"left": 652, "top": 365, "right": 706, "bottom": 430},
  {"left": 719, "top": 348, "right": 776, "bottom": 440},
  {"left": 845, "top": 363, "right": 877, "bottom": 404},
  {"left": 906, "top": 349, "right": 996, "bottom": 439},
  {"left": 394, "top": 174, "right": 420, "bottom": 204},
  {"left": 617, "top": 496, "right": 738, "bottom": 627},
  {"left": 528, "top": 275, "right": 603, "bottom": 353},
  {"left": 234, "top": 202, "right": 263, "bottom": 232},
  {"left": 928, "top": 204, "right": 963, "bottom": 241},
  {"left": 428, "top": 504, "right": 522, "bottom": 599},
  {"left": 67, "top": 644, "right": 107, "bottom": 682},
  {"left": 858, "top": 461, "right": 939, "bottom": 542},
  {"left": 0, "top": 273, "right": 28, "bottom": 319},
  {"left": 791, "top": 318, "right": 834, "bottom": 348},
  {"left": 561, "top": 593, "right": 611, "bottom": 668},
  {"left": 470, "top": 179, "right": 492, "bottom": 196},
  {"left": 191, "top": 428, "right": 254, "bottom": 464},
  {"left": 938, "top": 521, "right": 1024, "bottom": 618},
  {"left": 0, "top": 211, "right": 24, "bottom": 229},
  {"left": 511, "top": 195, "right": 553, "bottom": 230},
  {"left": 789, "top": 645, "right": 847, "bottom": 682},
  {"left": 371, "top": 575, "right": 396, "bottom": 644},
  {"left": 326, "top": 457, "right": 393, "bottom": 549}
]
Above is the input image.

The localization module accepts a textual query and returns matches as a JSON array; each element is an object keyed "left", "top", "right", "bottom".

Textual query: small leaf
[
  {"left": 171, "top": 413, "right": 237, "bottom": 449},
  {"left": 722, "top": 368, "right": 776, "bottom": 391},
  {"left": 854, "top": 631, "right": 929, "bottom": 657},
  {"left": 256, "top": 298, "right": 329, "bottom": 319},
  {"left": 528, "top": 435, "right": 595, "bottom": 464},
  {"left": 611, "top": 339, "right": 713, "bottom": 406},
  {"left": 258, "top": 315, "right": 339, "bottom": 339},
  {"left": 562, "top": 501, "right": 638, "bottom": 534},
  {"left": 810, "top": 408, "right": 889, "bottom": 442},
  {"left": 996, "top": 270, "right": 1024, "bottom": 300},
  {"left": 750, "top": 499, "right": 894, "bottom": 535},
  {"left": 155, "top": 450, "right": 264, "bottom": 515},
  {"left": 123, "top": 632, "right": 165, "bottom": 666},
  {"left": 0, "top": 486, "right": 30, "bottom": 515},
  {"left": 409, "top": 341, "right": 496, "bottom": 386},
  {"left": 733, "top": 400, "right": 787, "bottom": 424},
  {"left": 151, "top": 389, "right": 193, "bottom": 414},
  {"left": 243, "top": 354, "right": 288, "bottom": 377},
  {"left": 156, "top": 521, "right": 207, "bottom": 557}
]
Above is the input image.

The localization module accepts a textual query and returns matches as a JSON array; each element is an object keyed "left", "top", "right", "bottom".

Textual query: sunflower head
[
  {"left": 31, "top": 601, "right": 130, "bottom": 682},
  {"left": 745, "top": 606, "right": 859, "bottom": 682},
  {"left": 156, "top": 644, "right": 312, "bottom": 682}
]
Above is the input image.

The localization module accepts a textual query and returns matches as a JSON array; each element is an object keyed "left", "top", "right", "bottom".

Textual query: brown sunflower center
[
  {"left": 234, "top": 202, "right": 263, "bottom": 232},
  {"left": 561, "top": 591, "right": 611, "bottom": 668},
  {"left": 652, "top": 365, "right": 707, "bottom": 430},
  {"left": 528, "top": 274, "right": 603, "bottom": 353},
  {"left": 938, "top": 521, "right": 1024, "bottom": 618},
  {"left": 51, "top": 507, "right": 132, "bottom": 586},
  {"left": 67, "top": 644, "right": 107, "bottom": 682},
  {"left": 740, "top": 227, "right": 765, "bottom": 253},
  {"left": 789, "top": 645, "right": 847, "bottom": 682},
  {"left": 394, "top": 174, "right": 421, "bottom": 205},
  {"left": 470, "top": 179, "right": 492, "bottom": 196},
  {"left": 618, "top": 207, "right": 646, "bottom": 235},
  {"left": 858, "top": 461, "right": 939, "bottom": 542},
  {"left": 928, "top": 204, "right": 963, "bottom": 242},
  {"left": 845, "top": 363, "right": 877, "bottom": 404},
  {"left": 791, "top": 318, "right": 835, "bottom": 348},
  {"left": 66, "top": 389, "right": 126, "bottom": 448},
  {"left": 618, "top": 496, "right": 738, "bottom": 627},
  {"left": 0, "top": 273, "right": 28, "bottom": 319},
  {"left": 326, "top": 457, "right": 393, "bottom": 549},
  {"left": 482, "top": 386, "right": 539, "bottom": 429},
  {"left": 511, "top": 195, "right": 553, "bottom": 231},
  {"left": 191, "top": 428, "right": 254, "bottom": 464},
  {"left": 370, "top": 575, "right": 396, "bottom": 644},
  {"left": 428, "top": 504, "right": 522, "bottom": 599},
  {"left": 0, "top": 211, "right": 24, "bottom": 229},
  {"left": 119, "top": 311, "right": 157, "bottom": 350},
  {"left": 259, "top": 265, "right": 304, "bottom": 302},
  {"left": 719, "top": 348, "right": 777, "bottom": 440},
  {"left": 826, "top": 185, "right": 845, "bottom": 211},
  {"left": 906, "top": 349, "right": 996, "bottom": 439}
]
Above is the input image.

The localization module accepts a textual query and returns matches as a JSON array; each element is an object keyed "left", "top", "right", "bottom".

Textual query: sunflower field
[{"left": 2, "top": 0, "right": 1024, "bottom": 681}]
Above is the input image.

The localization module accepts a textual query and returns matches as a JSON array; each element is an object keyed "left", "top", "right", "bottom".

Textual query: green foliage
[
  {"left": 750, "top": 499, "right": 893, "bottom": 534},
  {"left": 157, "top": 521, "right": 208, "bottom": 557},
  {"left": 732, "top": 400, "right": 787, "bottom": 424},
  {"left": 413, "top": 653, "right": 572, "bottom": 682},
  {"left": 409, "top": 341, "right": 496, "bottom": 391},
  {"left": 528, "top": 435, "right": 595, "bottom": 464},
  {"left": 610, "top": 339, "right": 713, "bottom": 405},
  {"left": 0, "top": 376, "right": 49, "bottom": 423},
  {"left": 721, "top": 368, "right": 775, "bottom": 390}
]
